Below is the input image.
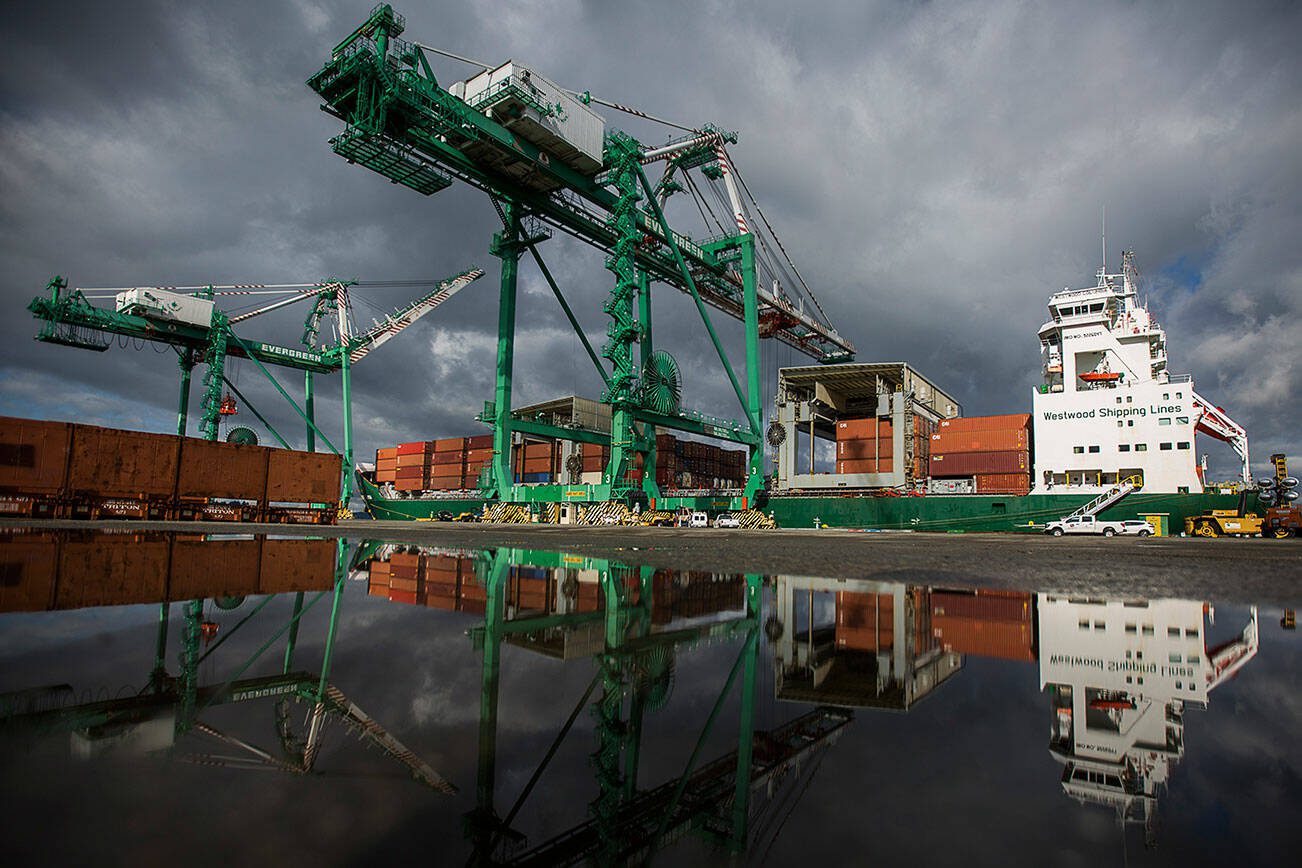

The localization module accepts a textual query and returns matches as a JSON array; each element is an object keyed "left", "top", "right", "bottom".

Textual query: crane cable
[{"left": 732, "top": 163, "right": 834, "bottom": 330}]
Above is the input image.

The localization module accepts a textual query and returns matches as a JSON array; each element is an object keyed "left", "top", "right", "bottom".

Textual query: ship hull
[{"left": 358, "top": 475, "right": 1239, "bottom": 533}]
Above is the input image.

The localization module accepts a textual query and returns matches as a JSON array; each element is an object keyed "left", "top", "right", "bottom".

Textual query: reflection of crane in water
[
  {"left": 458, "top": 548, "right": 852, "bottom": 865},
  {"left": 1038, "top": 596, "right": 1259, "bottom": 849},
  {"left": 0, "top": 534, "right": 451, "bottom": 792}
]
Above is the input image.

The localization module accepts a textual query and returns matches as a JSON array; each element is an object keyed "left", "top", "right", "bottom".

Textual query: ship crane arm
[{"left": 1190, "top": 391, "right": 1251, "bottom": 483}]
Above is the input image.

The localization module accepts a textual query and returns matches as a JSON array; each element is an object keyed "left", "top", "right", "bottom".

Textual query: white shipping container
[
  {"left": 457, "top": 61, "right": 605, "bottom": 175},
  {"left": 116, "top": 289, "right": 215, "bottom": 328}
]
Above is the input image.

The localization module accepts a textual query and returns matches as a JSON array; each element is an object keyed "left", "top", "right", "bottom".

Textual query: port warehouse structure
[{"left": 307, "top": 5, "right": 856, "bottom": 517}]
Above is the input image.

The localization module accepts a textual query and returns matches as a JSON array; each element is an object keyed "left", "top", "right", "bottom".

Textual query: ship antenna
[{"left": 1101, "top": 205, "right": 1107, "bottom": 273}]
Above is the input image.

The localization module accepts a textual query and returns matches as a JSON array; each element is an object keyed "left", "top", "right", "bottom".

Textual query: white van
[{"left": 688, "top": 511, "right": 710, "bottom": 528}]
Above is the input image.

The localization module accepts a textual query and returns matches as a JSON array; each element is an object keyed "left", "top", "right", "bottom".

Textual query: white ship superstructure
[
  {"left": 1031, "top": 250, "right": 1249, "bottom": 494},
  {"left": 1037, "top": 595, "right": 1258, "bottom": 844}
]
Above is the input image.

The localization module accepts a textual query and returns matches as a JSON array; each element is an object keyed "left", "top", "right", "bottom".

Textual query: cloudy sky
[{"left": 1, "top": 0, "right": 1298, "bottom": 480}]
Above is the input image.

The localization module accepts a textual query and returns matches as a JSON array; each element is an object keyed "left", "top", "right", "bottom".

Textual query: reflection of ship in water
[
  {"left": 770, "top": 577, "right": 1036, "bottom": 709},
  {"left": 357, "top": 545, "right": 853, "bottom": 866},
  {"left": 1038, "top": 596, "right": 1259, "bottom": 847},
  {"left": 768, "top": 575, "right": 1261, "bottom": 847},
  {"left": 0, "top": 530, "right": 451, "bottom": 792}
]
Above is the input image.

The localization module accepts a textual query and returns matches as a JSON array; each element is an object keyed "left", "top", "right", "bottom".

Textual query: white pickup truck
[{"left": 1044, "top": 515, "right": 1128, "bottom": 537}]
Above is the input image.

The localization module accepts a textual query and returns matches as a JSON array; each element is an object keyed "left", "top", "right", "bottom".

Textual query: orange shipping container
[
  {"left": 836, "top": 439, "right": 893, "bottom": 460},
  {"left": 836, "top": 459, "right": 879, "bottom": 474},
  {"left": 259, "top": 539, "right": 338, "bottom": 594},
  {"left": 937, "top": 414, "right": 1031, "bottom": 433},
  {"left": 933, "top": 615, "right": 1035, "bottom": 662},
  {"left": 68, "top": 426, "right": 180, "bottom": 499},
  {"left": 396, "top": 452, "right": 432, "bottom": 469},
  {"left": 54, "top": 537, "right": 170, "bottom": 609},
  {"left": 974, "top": 473, "right": 1031, "bottom": 495},
  {"left": 432, "top": 451, "right": 463, "bottom": 466},
  {"left": 434, "top": 437, "right": 466, "bottom": 452},
  {"left": 930, "top": 428, "right": 1028, "bottom": 454},
  {"left": 0, "top": 535, "right": 58, "bottom": 612},
  {"left": 267, "top": 449, "right": 341, "bottom": 504},
  {"left": 376, "top": 447, "right": 399, "bottom": 460},
  {"left": 170, "top": 538, "right": 262, "bottom": 599},
  {"left": 176, "top": 439, "right": 266, "bottom": 501},
  {"left": 0, "top": 417, "right": 71, "bottom": 495}
]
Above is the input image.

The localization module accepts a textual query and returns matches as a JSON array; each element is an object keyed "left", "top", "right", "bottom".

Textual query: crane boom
[{"left": 346, "top": 267, "right": 484, "bottom": 362}]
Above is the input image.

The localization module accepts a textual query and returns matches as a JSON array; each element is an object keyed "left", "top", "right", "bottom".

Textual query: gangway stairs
[{"left": 1062, "top": 475, "right": 1143, "bottom": 521}]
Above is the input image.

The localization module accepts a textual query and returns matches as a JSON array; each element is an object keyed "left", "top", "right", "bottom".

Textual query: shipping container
[
  {"left": 259, "top": 539, "right": 338, "bottom": 594},
  {"left": 931, "top": 590, "right": 1032, "bottom": 622},
  {"left": 396, "top": 441, "right": 432, "bottom": 456},
  {"left": 836, "top": 439, "right": 894, "bottom": 460},
  {"left": 0, "top": 534, "right": 58, "bottom": 612},
  {"left": 176, "top": 438, "right": 266, "bottom": 501},
  {"left": 434, "top": 437, "right": 466, "bottom": 452},
  {"left": 932, "top": 616, "right": 1036, "bottom": 662},
  {"left": 466, "top": 434, "right": 494, "bottom": 450},
  {"left": 929, "top": 449, "right": 1029, "bottom": 476},
  {"left": 169, "top": 538, "right": 262, "bottom": 599},
  {"left": 431, "top": 451, "right": 463, "bottom": 466},
  {"left": 937, "top": 414, "right": 1031, "bottom": 433},
  {"left": 836, "top": 459, "right": 879, "bottom": 474},
  {"left": 0, "top": 417, "right": 71, "bottom": 495},
  {"left": 974, "top": 473, "right": 1032, "bottom": 495},
  {"left": 836, "top": 418, "right": 892, "bottom": 440},
  {"left": 55, "top": 537, "right": 170, "bottom": 609},
  {"left": 930, "top": 428, "right": 1029, "bottom": 454},
  {"left": 396, "top": 452, "right": 432, "bottom": 468},
  {"left": 835, "top": 591, "right": 895, "bottom": 651},
  {"left": 267, "top": 450, "right": 341, "bottom": 504},
  {"left": 68, "top": 425, "right": 180, "bottom": 499},
  {"left": 376, "top": 446, "right": 398, "bottom": 460}
]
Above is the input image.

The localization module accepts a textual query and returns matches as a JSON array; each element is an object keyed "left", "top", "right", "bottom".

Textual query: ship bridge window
[
  {"left": 1177, "top": 441, "right": 1190, "bottom": 449},
  {"left": 1136, "top": 444, "right": 1148, "bottom": 451},
  {"left": 1160, "top": 442, "right": 1173, "bottom": 451},
  {"left": 1073, "top": 446, "right": 1085, "bottom": 454},
  {"left": 1119, "top": 444, "right": 1131, "bottom": 452},
  {"left": 1088, "top": 445, "right": 1100, "bottom": 453},
  {"left": 1168, "top": 627, "right": 1181, "bottom": 637}
]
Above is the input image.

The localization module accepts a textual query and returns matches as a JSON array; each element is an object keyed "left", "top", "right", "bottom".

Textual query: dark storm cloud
[{"left": 1, "top": 0, "right": 1298, "bottom": 478}]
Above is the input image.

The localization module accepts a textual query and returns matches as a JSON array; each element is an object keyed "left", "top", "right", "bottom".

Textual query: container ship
[{"left": 357, "top": 251, "right": 1248, "bottom": 532}]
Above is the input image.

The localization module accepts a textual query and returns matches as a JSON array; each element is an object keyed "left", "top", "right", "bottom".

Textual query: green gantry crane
[
  {"left": 28, "top": 268, "right": 484, "bottom": 507},
  {"left": 308, "top": 4, "right": 856, "bottom": 512}
]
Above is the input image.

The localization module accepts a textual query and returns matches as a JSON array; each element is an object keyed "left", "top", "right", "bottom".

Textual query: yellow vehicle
[{"left": 1184, "top": 509, "right": 1263, "bottom": 537}]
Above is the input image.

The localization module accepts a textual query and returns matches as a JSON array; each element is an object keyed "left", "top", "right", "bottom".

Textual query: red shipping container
[
  {"left": 388, "top": 589, "right": 418, "bottom": 605},
  {"left": 432, "top": 451, "right": 463, "bottom": 466},
  {"left": 930, "top": 428, "right": 1028, "bottom": 454},
  {"left": 465, "top": 448, "right": 493, "bottom": 462},
  {"left": 835, "top": 591, "right": 895, "bottom": 650},
  {"left": 929, "top": 449, "right": 1028, "bottom": 476},
  {"left": 396, "top": 441, "right": 432, "bottom": 456},
  {"left": 522, "top": 442, "right": 552, "bottom": 458},
  {"left": 434, "top": 437, "right": 466, "bottom": 452},
  {"left": 937, "top": 414, "right": 1030, "bottom": 433},
  {"left": 395, "top": 466, "right": 429, "bottom": 479},
  {"left": 522, "top": 457, "right": 551, "bottom": 474},
  {"left": 466, "top": 434, "right": 494, "bottom": 449}
]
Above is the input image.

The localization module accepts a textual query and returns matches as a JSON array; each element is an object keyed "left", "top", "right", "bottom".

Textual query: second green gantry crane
[{"left": 307, "top": 4, "right": 855, "bottom": 513}]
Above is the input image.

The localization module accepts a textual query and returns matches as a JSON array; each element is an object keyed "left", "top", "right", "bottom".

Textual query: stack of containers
[
  {"left": 423, "top": 553, "right": 463, "bottom": 609},
  {"left": 928, "top": 414, "right": 1031, "bottom": 494},
  {"left": 835, "top": 418, "right": 892, "bottom": 474},
  {"left": 655, "top": 434, "right": 748, "bottom": 489},
  {"left": 581, "top": 442, "right": 610, "bottom": 484},
  {"left": 374, "top": 447, "right": 399, "bottom": 485},
  {"left": 385, "top": 552, "right": 423, "bottom": 604},
  {"left": 462, "top": 434, "right": 494, "bottom": 488},
  {"left": 393, "top": 441, "right": 433, "bottom": 492},
  {"left": 930, "top": 589, "right": 1035, "bottom": 662},
  {"left": 514, "top": 441, "right": 556, "bottom": 483},
  {"left": 913, "top": 416, "right": 937, "bottom": 480},
  {"left": 429, "top": 437, "right": 466, "bottom": 490}
]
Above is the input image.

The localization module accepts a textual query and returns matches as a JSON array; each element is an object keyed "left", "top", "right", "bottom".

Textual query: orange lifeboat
[{"left": 1079, "top": 371, "right": 1122, "bottom": 384}]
